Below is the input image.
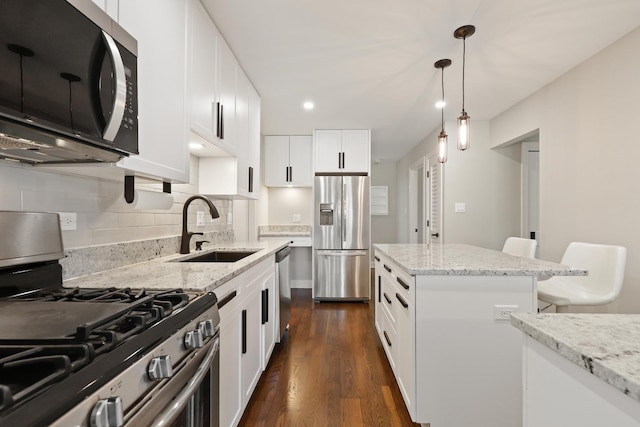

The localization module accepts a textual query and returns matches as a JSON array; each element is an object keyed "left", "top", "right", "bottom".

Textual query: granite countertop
[
  {"left": 374, "top": 243, "right": 587, "bottom": 276},
  {"left": 511, "top": 313, "right": 640, "bottom": 403},
  {"left": 258, "top": 225, "right": 311, "bottom": 237},
  {"left": 63, "top": 240, "right": 289, "bottom": 292}
]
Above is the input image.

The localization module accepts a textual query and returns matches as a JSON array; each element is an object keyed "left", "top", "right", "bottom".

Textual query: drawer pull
[
  {"left": 217, "top": 290, "right": 237, "bottom": 309},
  {"left": 383, "top": 331, "right": 392, "bottom": 347},
  {"left": 397, "top": 277, "right": 409, "bottom": 290},
  {"left": 383, "top": 264, "right": 392, "bottom": 273},
  {"left": 396, "top": 293, "right": 408, "bottom": 309},
  {"left": 383, "top": 293, "right": 391, "bottom": 305},
  {"left": 378, "top": 276, "right": 381, "bottom": 303}
]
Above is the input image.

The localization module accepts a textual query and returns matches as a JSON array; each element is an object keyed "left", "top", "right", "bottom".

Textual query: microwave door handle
[
  {"left": 101, "top": 31, "right": 127, "bottom": 142},
  {"left": 150, "top": 336, "right": 220, "bottom": 427}
]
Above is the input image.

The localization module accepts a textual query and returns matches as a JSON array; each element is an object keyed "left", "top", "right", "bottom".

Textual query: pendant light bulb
[
  {"left": 434, "top": 59, "right": 452, "bottom": 164},
  {"left": 438, "top": 130, "right": 448, "bottom": 163},
  {"left": 454, "top": 25, "right": 475, "bottom": 152},
  {"left": 457, "top": 111, "right": 470, "bottom": 151}
]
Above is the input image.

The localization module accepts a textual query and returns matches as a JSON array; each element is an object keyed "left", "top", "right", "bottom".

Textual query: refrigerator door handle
[
  {"left": 342, "top": 182, "right": 347, "bottom": 246},
  {"left": 318, "top": 251, "right": 368, "bottom": 257}
]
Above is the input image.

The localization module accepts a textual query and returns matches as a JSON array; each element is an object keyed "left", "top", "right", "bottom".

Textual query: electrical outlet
[
  {"left": 196, "top": 211, "right": 205, "bottom": 226},
  {"left": 57, "top": 212, "right": 77, "bottom": 231},
  {"left": 292, "top": 213, "right": 301, "bottom": 223},
  {"left": 455, "top": 202, "right": 466, "bottom": 213},
  {"left": 494, "top": 305, "right": 518, "bottom": 320}
]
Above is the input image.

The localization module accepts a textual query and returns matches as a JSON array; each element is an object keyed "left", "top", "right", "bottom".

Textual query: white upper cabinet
[
  {"left": 264, "top": 135, "right": 312, "bottom": 187},
  {"left": 314, "top": 129, "right": 370, "bottom": 174},
  {"left": 191, "top": 0, "right": 260, "bottom": 199},
  {"left": 217, "top": 40, "right": 238, "bottom": 154},
  {"left": 115, "top": 0, "right": 190, "bottom": 183},
  {"left": 198, "top": 68, "right": 260, "bottom": 199},
  {"left": 189, "top": 0, "right": 219, "bottom": 143}
]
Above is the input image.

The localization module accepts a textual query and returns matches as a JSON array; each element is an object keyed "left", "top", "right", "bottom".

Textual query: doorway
[
  {"left": 409, "top": 157, "right": 427, "bottom": 243},
  {"left": 521, "top": 141, "right": 539, "bottom": 244}
]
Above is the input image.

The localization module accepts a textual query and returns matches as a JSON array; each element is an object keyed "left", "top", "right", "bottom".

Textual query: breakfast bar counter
[
  {"left": 373, "top": 243, "right": 585, "bottom": 427},
  {"left": 512, "top": 313, "right": 640, "bottom": 426}
]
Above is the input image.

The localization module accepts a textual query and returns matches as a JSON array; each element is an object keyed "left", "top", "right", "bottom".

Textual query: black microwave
[{"left": 0, "top": 0, "right": 138, "bottom": 164}]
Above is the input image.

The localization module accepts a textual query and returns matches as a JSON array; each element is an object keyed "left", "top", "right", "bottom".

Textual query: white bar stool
[{"left": 537, "top": 242, "right": 626, "bottom": 313}]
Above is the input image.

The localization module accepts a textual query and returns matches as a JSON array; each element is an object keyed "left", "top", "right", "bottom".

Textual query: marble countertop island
[
  {"left": 63, "top": 240, "right": 289, "bottom": 292},
  {"left": 374, "top": 243, "right": 587, "bottom": 276},
  {"left": 511, "top": 312, "right": 640, "bottom": 403}
]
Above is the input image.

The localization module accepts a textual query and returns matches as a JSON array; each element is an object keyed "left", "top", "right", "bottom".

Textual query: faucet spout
[{"left": 180, "top": 195, "right": 220, "bottom": 254}]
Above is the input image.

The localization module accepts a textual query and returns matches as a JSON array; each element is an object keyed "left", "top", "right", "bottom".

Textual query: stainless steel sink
[{"left": 172, "top": 250, "right": 258, "bottom": 263}]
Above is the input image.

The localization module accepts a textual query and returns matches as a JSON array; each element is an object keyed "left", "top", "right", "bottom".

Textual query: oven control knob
[
  {"left": 90, "top": 396, "right": 124, "bottom": 427},
  {"left": 184, "top": 329, "right": 204, "bottom": 349},
  {"left": 148, "top": 355, "right": 173, "bottom": 381},
  {"left": 198, "top": 319, "right": 216, "bottom": 337}
]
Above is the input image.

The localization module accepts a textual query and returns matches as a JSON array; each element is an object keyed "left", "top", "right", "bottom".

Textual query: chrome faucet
[{"left": 180, "top": 195, "right": 219, "bottom": 254}]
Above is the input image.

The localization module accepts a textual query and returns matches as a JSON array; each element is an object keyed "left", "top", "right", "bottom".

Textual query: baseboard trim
[{"left": 291, "top": 279, "right": 312, "bottom": 289}]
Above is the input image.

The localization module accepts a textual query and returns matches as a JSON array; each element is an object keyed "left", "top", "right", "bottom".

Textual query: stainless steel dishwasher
[{"left": 275, "top": 246, "right": 291, "bottom": 342}]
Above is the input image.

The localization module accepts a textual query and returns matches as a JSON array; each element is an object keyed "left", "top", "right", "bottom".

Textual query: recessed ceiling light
[
  {"left": 303, "top": 101, "right": 314, "bottom": 110},
  {"left": 189, "top": 142, "right": 204, "bottom": 149},
  {"left": 435, "top": 100, "right": 446, "bottom": 109}
]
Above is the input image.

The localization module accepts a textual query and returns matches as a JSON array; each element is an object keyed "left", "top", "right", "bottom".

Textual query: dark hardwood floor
[{"left": 238, "top": 287, "right": 419, "bottom": 427}]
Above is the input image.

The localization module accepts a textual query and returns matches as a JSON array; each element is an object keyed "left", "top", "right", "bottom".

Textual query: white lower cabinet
[
  {"left": 215, "top": 256, "right": 276, "bottom": 427},
  {"left": 260, "top": 266, "right": 277, "bottom": 369},
  {"left": 374, "top": 253, "right": 416, "bottom": 418}
]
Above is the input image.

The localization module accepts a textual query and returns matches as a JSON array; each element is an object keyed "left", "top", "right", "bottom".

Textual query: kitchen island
[
  {"left": 512, "top": 313, "right": 640, "bottom": 426},
  {"left": 373, "top": 243, "right": 586, "bottom": 427}
]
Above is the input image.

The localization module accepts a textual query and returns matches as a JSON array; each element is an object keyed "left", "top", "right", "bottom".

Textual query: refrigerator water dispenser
[{"left": 319, "top": 203, "right": 334, "bottom": 225}]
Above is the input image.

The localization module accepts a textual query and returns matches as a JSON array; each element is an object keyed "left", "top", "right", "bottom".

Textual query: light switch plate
[
  {"left": 227, "top": 212, "right": 232, "bottom": 225},
  {"left": 455, "top": 202, "right": 466, "bottom": 213}
]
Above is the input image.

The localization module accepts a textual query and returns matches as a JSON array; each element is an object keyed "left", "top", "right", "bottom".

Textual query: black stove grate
[{"left": 0, "top": 287, "right": 193, "bottom": 418}]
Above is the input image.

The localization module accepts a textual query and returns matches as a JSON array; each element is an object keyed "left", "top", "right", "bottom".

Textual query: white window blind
[{"left": 371, "top": 186, "right": 388, "bottom": 215}]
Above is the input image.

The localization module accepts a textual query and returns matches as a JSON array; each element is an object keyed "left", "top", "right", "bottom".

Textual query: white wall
[
  {"left": 266, "top": 187, "right": 313, "bottom": 224},
  {"left": 396, "top": 121, "right": 521, "bottom": 249},
  {"left": 0, "top": 156, "right": 232, "bottom": 249},
  {"left": 491, "top": 26, "right": 640, "bottom": 314},
  {"left": 371, "top": 162, "right": 398, "bottom": 244}
]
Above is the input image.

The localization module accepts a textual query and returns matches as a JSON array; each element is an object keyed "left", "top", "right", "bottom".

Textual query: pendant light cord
[
  {"left": 461, "top": 37, "right": 466, "bottom": 112},
  {"left": 441, "top": 66, "right": 445, "bottom": 131}
]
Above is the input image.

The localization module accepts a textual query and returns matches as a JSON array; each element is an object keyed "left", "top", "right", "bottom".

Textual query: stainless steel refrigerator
[{"left": 313, "top": 175, "right": 370, "bottom": 301}]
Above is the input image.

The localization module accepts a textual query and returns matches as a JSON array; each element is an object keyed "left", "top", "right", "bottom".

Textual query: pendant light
[
  {"left": 434, "top": 59, "right": 451, "bottom": 163},
  {"left": 454, "top": 25, "right": 475, "bottom": 151}
]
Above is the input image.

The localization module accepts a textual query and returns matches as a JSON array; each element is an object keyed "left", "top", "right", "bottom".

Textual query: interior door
[{"left": 428, "top": 154, "right": 443, "bottom": 244}]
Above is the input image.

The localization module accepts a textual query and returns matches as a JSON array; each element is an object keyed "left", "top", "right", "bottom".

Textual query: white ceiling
[{"left": 202, "top": 0, "right": 640, "bottom": 162}]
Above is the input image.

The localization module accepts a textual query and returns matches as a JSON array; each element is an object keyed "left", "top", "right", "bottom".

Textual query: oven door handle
[{"left": 151, "top": 336, "right": 220, "bottom": 427}]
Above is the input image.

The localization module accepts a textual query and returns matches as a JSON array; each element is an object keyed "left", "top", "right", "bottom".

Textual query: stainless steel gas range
[{"left": 0, "top": 211, "right": 220, "bottom": 427}]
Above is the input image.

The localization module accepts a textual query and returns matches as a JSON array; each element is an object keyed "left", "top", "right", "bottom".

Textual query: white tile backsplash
[{"left": 0, "top": 157, "right": 232, "bottom": 249}]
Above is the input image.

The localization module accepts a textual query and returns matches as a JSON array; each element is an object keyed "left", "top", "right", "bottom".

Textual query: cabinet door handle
[
  {"left": 261, "top": 289, "right": 268, "bottom": 325},
  {"left": 216, "top": 102, "right": 222, "bottom": 138},
  {"left": 248, "top": 166, "right": 254, "bottom": 193},
  {"left": 378, "top": 276, "right": 381, "bottom": 303},
  {"left": 241, "top": 309, "right": 247, "bottom": 354},
  {"left": 383, "top": 331, "right": 392, "bottom": 347},
  {"left": 396, "top": 293, "right": 408, "bottom": 309},
  {"left": 397, "top": 277, "right": 409, "bottom": 290},
  {"left": 220, "top": 104, "right": 224, "bottom": 139},
  {"left": 338, "top": 152, "right": 341, "bottom": 169},
  {"left": 383, "top": 264, "right": 391, "bottom": 273},
  {"left": 341, "top": 152, "right": 345, "bottom": 168},
  {"left": 374, "top": 256, "right": 380, "bottom": 262},
  {"left": 285, "top": 166, "right": 290, "bottom": 182},
  {"left": 383, "top": 293, "right": 391, "bottom": 305},
  {"left": 289, "top": 166, "right": 293, "bottom": 182}
]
